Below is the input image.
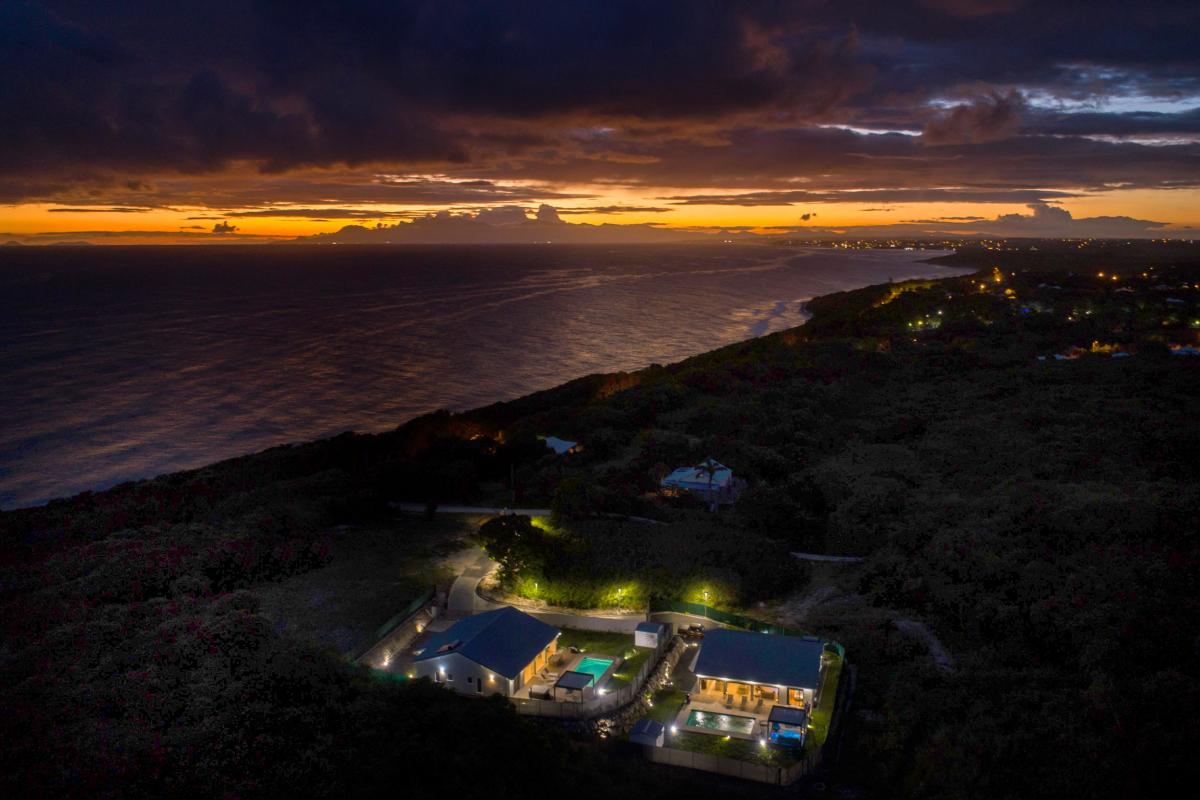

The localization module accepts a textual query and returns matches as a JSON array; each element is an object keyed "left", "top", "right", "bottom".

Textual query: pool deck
[
  {"left": 512, "top": 651, "right": 621, "bottom": 700},
  {"left": 672, "top": 690, "right": 779, "bottom": 741}
]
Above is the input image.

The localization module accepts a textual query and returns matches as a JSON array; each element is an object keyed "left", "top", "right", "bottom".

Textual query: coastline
[{"left": 1, "top": 248, "right": 969, "bottom": 510}]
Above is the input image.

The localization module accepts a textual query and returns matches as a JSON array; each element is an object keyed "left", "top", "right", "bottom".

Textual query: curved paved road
[
  {"left": 395, "top": 503, "right": 553, "bottom": 516},
  {"left": 446, "top": 548, "right": 500, "bottom": 617}
]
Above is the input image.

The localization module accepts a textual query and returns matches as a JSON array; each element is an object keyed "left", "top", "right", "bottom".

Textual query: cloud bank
[{"left": 1, "top": 1, "right": 1197, "bottom": 239}]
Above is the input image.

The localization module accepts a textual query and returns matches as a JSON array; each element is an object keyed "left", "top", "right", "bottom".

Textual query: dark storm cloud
[
  {"left": 225, "top": 208, "right": 424, "bottom": 220},
  {"left": 918, "top": 0, "right": 1025, "bottom": 17},
  {"left": 554, "top": 206, "right": 674, "bottom": 215},
  {"left": 6, "top": 174, "right": 592, "bottom": 210},
  {"left": 251, "top": 0, "right": 870, "bottom": 120},
  {"left": 1024, "top": 108, "right": 1200, "bottom": 139},
  {"left": 663, "top": 188, "right": 1078, "bottom": 206},
  {"left": 921, "top": 92, "right": 1023, "bottom": 145},
  {"left": 48, "top": 206, "right": 159, "bottom": 213},
  {"left": 1, "top": 0, "right": 1198, "bottom": 209}
]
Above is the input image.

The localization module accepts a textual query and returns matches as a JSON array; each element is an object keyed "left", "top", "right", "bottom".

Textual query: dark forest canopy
[{"left": 2, "top": 240, "right": 1199, "bottom": 799}]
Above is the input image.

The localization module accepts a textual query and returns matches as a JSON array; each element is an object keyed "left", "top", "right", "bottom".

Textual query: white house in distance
[
  {"left": 412, "top": 606, "right": 560, "bottom": 697},
  {"left": 541, "top": 435, "right": 581, "bottom": 455},
  {"left": 660, "top": 458, "right": 739, "bottom": 508}
]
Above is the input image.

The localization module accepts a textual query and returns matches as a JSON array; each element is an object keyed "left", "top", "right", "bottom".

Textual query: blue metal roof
[
  {"left": 555, "top": 670, "right": 594, "bottom": 690},
  {"left": 413, "top": 607, "right": 559, "bottom": 679},
  {"left": 636, "top": 621, "right": 668, "bottom": 633},
  {"left": 630, "top": 719, "right": 665, "bottom": 737},
  {"left": 768, "top": 705, "right": 809, "bottom": 727},
  {"left": 692, "top": 629, "right": 824, "bottom": 690},
  {"left": 661, "top": 459, "right": 732, "bottom": 490}
]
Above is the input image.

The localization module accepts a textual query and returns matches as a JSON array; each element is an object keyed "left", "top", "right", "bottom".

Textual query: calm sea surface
[{"left": 0, "top": 244, "right": 962, "bottom": 508}]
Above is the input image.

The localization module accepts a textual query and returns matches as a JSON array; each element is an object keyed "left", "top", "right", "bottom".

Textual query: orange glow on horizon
[{"left": 3, "top": 185, "right": 1199, "bottom": 244}]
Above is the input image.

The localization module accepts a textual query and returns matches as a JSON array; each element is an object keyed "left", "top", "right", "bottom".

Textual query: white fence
[
  {"left": 524, "top": 610, "right": 644, "bottom": 633},
  {"left": 644, "top": 745, "right": 820, "bottom": 786}
]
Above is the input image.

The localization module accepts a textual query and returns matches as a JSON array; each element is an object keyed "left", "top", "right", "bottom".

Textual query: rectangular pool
[
  {"left": 574, "top": 656, "right": 614, "bottom": 684},
  {"left": 685, "top": 709, "right": 758, "bottom": 735}
]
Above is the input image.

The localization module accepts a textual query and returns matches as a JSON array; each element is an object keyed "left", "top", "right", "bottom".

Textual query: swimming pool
[
  {"left": 685, "top": 709, "right": 758, "bottom": 735},
  {"left": 574, "top": 656, "right": 614, "bottom": 684}
]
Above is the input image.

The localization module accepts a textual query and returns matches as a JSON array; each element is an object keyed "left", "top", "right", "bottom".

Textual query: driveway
[{"left": 446, "top": 547, "right": 500, "bottom": 617}]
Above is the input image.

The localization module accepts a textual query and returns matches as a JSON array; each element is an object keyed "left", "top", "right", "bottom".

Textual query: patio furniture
[
  {"left": 740, "top": 696, "right": 748, "bottom": 711},
  {"left": 754, "top": 698, "right": 764, "bottom": 713},
  {"left": 724, "top": 694, "right": 733, "bottom": 709}
]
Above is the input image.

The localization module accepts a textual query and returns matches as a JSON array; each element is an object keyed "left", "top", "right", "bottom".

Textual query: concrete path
[
  {"left": 394, "top": 503, "right": 552, "bottom": 516},
  {"left": 791, "top": 551, "right": 864, "bottom": 563},
  {"left": 446, "top": 548, "right": 499, "bottom": 617},
  {"left": 774, "top": 585, "right": 839, "bottom": 627},
  {"left": 894, "top": 618, "right": 955, "bottom": 673},
  {"left": 444, "top": 545, "right": 645, "bottom": 631}
]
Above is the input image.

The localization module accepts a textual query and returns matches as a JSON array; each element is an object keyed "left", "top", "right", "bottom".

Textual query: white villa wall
[{"left": 414, "top": 652, "right": 513, "bottom": 697}]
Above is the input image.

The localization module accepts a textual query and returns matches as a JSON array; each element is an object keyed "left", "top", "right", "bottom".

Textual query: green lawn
[
  {"left": 672, "top": 731, "right": 799, "bottom": 768},
  {"left": 807, "top": 651, "right": 843, "bottom": 752},
  {"left": 556, "top": 628, "right": 634, "bottom": 655},
  {"left": 556, "top": 628, "right": 655, "bottom": 690},
  {"left": 644, "top": 689, "right": 686, "bottom": 725},
  {"left": 610, "top": 645, "right": 654, "bottom": 685},
  {"left": 636, "top": 689, "right": 800, "bottom": 767}
]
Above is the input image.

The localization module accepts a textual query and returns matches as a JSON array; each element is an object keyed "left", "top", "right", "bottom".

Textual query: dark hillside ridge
[{"left": 2, "top": 239, "right": 1198, "bottom": 799}]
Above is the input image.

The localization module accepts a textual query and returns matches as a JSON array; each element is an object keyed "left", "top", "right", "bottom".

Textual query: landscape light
[{"left": 670, "top": 725, "right": 678, "bottom": 735}]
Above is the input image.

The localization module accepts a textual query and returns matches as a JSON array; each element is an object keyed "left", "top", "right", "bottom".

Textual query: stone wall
[{"left": 591, "top": 637, "right": 689, "bottom": 738}]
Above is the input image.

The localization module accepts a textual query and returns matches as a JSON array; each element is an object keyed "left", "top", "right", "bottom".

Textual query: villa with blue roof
[
  {"left": 412, "top": 606, "right": 560, "bottom": 697},
  {"left": 660, "top": 458, "right": 741, "bottom": 508},
  {"left": 676, "top": 629, "right": 827, "bottom": 741}
]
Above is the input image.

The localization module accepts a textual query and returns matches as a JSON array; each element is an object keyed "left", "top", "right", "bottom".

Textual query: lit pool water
[
  {"left": 574, "top": 656, "right": 613, "bottom": 684},
  {"left": 685, "top": 709, "right": 758, "bottom": 735}
]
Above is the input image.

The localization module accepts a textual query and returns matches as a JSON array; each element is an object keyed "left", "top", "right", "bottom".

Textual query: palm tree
[{"left": 696, "top": 457, "right": 723, "bottom": 510}]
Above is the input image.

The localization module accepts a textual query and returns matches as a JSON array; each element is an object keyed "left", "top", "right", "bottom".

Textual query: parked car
[{"left": 683, "top": 623, "right": 706, "bottom": 639}]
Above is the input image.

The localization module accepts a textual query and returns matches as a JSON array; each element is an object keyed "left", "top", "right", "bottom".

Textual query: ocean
[{"left": 0, "top": 243, "right": 962, "bottom": 508}]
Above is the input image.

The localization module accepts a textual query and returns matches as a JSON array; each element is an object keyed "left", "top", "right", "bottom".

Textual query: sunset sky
[{"left": 2, "top": 0, "right": 1199, "bottom": 244}]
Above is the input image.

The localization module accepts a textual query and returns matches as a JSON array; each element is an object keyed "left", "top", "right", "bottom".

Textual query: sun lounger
[
  {"left": 724, "top": 694, "right": 733, "bottom": 709},
  {"left": 754, "top": 698, "right": 764, "bottom": 713},
  {"left": 740, "top": 696, "right": 748, "bottom": 711}
]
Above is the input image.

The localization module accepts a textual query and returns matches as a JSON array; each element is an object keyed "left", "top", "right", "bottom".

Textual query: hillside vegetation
[{"left": 2, "top": 240, "right": 1198, "bottom": 799}]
